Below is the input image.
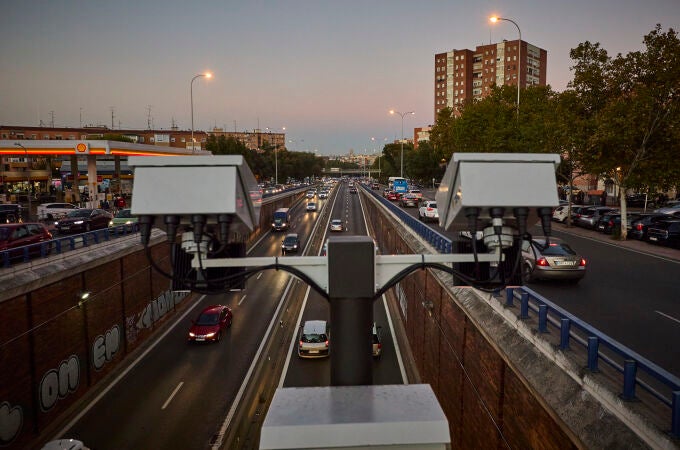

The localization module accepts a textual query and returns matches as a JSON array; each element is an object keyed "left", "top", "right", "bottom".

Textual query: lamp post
[
  {"left": 490, "top": 16, "right": 521, "bottom": 116},
  {"left": 14, "top": 143, "right": 31, "bottom": 221},
  {"left": 389, "top": 110, "right": 414, "bottom": 178},
  {"left": 190, "top": 72, "right": 212, "bottom": 152},
  {"left": 266, "top": 127, "right": 285, "bottom": 186}
]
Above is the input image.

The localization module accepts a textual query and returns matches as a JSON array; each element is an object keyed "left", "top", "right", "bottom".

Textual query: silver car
[
  {"left": 298, "top": 320, "right": 330, "bottom": 358},
  {"left": 521, "top": 238, "right": 586, "bottom": 283},
  {"left": 330, "top": 219, "right": 344, "bottom": 231}
]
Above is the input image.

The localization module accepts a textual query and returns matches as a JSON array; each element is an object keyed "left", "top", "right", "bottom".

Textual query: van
[
  {"left": 271, "top": 208, "right": 291, "bottom": 231},
  {"left": 298, "top": 320, "right": 330, "bottom": 358}
]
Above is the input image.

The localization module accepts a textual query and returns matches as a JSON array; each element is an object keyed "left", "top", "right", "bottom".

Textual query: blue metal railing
[
  {"left": 361, "top": 184, "right": 453, "bottom": 253},
  {"left": 1, "top": 224, "right": 140, "bottom": 269},
  {"left": 506, "top": 286, "right": 680, "bottom": 438}
]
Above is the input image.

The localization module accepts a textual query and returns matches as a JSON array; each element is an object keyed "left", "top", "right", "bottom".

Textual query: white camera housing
[
  {"left": 435, "top": 153, "right": 560, "bottom": 231},
  {"left": 128, "top": 155, "right": 262, "bottom": 233}
]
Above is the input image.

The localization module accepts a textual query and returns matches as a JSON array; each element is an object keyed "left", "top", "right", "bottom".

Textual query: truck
[
  {"left": 271, "top": 207, "right": 291, "bottom": 231},
  {"left": 388, "top": 177, "right": 409, "bottom": 195}
]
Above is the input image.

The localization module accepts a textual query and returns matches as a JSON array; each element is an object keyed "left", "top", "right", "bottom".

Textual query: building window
[
  {"left": 181, "top": 137, "right": 186, "bottom": 142},
  {"left": 43, "top": 135, "right": 50, "bottom": 139},
  {"left": 171, "top": 138, "right": 176, "bottom": 143},
  {"left": 55, "top": 135, "right": 63, "bottom": 140},
  {"left": 31, "top": 134, "right": 37, "bottom": 139},
  {"left": 68, "top": 135, "right": 75, "bottom": 139}
]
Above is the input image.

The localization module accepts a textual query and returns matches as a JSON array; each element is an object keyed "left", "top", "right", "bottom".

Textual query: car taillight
[
  {"left": 427, "top": 207, "right": 433, "bottom": 211},
  {"left": 377, "top": 343, "right": 382, "bottom": 349},
  {"left": 325, "top": 340, "right": 329, "bottom": 347},
  {"left": 299, "top": 340, "right": 303, "bottom": 347},
  {"left": 635, "top": 223, "right": 643, "bottom": 231},
  {"left": 608, "top": 220, "right": 614, "bottom": 226},
  {"left": 580, "top": 258, "right": 587, "bottom": 266},
  {"left": 536, "top": 258, "right": 549, "bottom": 267}
]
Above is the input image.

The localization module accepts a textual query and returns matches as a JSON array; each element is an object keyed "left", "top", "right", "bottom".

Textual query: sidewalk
[{"left": 550, "top": 220, "right": 680, "bottom": 262}]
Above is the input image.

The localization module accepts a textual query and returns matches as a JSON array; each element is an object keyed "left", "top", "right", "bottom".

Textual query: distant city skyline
[{"left": 1, "top": 0, "right": 678, "bottom": 155}]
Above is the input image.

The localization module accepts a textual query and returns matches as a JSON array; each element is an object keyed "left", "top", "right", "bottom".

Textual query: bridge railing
[
  {"left": 506, "top": 286, "right": 680, "bottom": 438},
  {"left": 360, "top": 184, "right": 452, "bottom": 253}
]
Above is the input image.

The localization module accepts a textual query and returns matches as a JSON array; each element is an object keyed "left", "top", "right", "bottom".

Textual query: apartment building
[{"left": 434, "top": 39, "right": 547, "bottom": 119}]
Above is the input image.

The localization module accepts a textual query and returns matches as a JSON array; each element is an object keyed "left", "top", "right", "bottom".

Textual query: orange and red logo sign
[{"left": 75, "top": 142, "right": 89, "bottom": 154}]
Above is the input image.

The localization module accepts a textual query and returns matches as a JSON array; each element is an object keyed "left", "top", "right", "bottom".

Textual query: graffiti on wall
[
  {"left": 39, "top": 355, "right": 80, "bottom": 412},
  {"left": 92, "top": 325, "right": 120, "bottom": 371},
  {"left": 0, "top": 401, "right": 23, "bottom": 446},
  {"left": 126, "top": 290, "right": 189, "bottom": 344}
]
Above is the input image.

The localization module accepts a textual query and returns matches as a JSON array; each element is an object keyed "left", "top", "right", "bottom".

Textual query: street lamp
[
  {"left": 266, "top": 127, "right": 285, "bottom": 185},
  {"left": 389, "top": 110, "right": 414, "bottom": 178},
  {"left": 190, "top": 72, "right": 212, "bottom": 152},
  {"left": 490, "top": 16, "right": 521, "bottom": 116},
  {"left": 14, "top": 143, "right": 31, "bottom": 221}
]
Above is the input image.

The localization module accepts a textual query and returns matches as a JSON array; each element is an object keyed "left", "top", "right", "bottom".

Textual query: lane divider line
[
  {"left": 161, "top": 382, "right": 184, "bottom": 410},
  {"left": 238, "top": 295, "right": 247, "bottom": 306},
  {"left": 655, "top": 310, "right": 680, "bottom": 325}
]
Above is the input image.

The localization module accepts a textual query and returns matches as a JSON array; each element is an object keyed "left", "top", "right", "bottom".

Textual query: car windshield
[
  {"left": 115, "top": 209, "right": 133, "bottom": 218},
  {"left": 332, "top": 220, "right": 341, "bottom": 225},
  {"left": 284, "top": 237, "right": 297, "bottom": 244},
  {"left": 538, "top": 242, "right": 577, "bottom": 256},
  {"left": 301, "top": 333, "right": 327, "bottom": 343},
  {"left": 196, "top": 312, "right": 220, "bottom": 325},
  {"left": 67, "top": 210, "right": 93, "bottom": 218}
]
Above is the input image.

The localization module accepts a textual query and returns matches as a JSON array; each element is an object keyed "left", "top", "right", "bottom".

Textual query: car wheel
[{"left": 522, "top": 264, "right": 534, "bottom": 284}]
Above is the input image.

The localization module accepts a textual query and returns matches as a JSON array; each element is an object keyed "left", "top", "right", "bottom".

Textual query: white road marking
[
  {"left": 278, "top": 285, "right": 312, "bottom": 388},
  {"left": 161, "top": 382, "right": 184, "bottom": 410},
  {"left": 238, "top": 295, "right": 247, "bottom": 306},
  {"left": 655, "top": 310, "right": 680, "bottom": 325},
  {"left": 383, "top": 294, "right": 408, "bottom": 384},
  {"left": 256, "top": 272, "right": 263, "bottom": 280}
]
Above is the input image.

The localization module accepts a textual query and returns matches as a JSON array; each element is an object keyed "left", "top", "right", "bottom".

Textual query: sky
[{"left": 1, "top": 0, "right": 678, "bottom": 156}]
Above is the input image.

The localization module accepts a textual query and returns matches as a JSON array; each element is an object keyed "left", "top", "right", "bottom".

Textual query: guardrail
[
  {"left": 506, "top": 285, "right": 680, "bottom": 438},
  {"left": 360, "top": 184, "right": 452, "bottom": 253},
  {"left": 1, "top": 224, "right": 140, "bottom": 268}
]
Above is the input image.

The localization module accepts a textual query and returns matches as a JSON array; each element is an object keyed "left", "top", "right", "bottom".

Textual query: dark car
[
  {"left": 187, "top": 304, "right": 233, "bottom": 343},
  {"left": 646, "top": 220, "right": 680, "bottom": 248},
  {"left": 521, "top": 238, "right": 586, "bottom": 283},
  {"left": 576, "top": 207, "right": 617, "bottom": 229},
  {"left": 629, "top": 213, "right": 675, "bottom": 240},
  {"left": 281, "top": 233, "right": 300, "bottom": 255},
  {"left": 399, "top": 194, "right": 418, "bottom": 208},
  {"left": 0, "top": 204, "right": 24, "bottom": 223},
  {"left": 0, "top": 223, "right": 53, "bottom": 263},
  {"left": 54, "top": 208, "right": 113, "bottom": 233},
  {"left": 596, "top": 213, "right": 643, "bottom": 235}
]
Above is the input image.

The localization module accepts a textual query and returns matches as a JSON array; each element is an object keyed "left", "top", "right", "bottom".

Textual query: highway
[{"left": 58, "top": 180, "right": 405, "bottom": 449}]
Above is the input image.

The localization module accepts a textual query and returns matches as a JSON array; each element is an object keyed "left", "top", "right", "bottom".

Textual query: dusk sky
[{"left": 1, "top": 0, "right": 678, "bottom": 155}]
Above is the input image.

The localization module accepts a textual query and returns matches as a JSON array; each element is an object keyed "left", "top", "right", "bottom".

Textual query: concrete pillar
[{"left": 87, "top": 155, "right": 98, "bottom": 208}]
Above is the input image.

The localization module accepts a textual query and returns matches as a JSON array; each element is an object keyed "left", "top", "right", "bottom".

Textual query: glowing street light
[
  {"left": 190, "top": 72, "right": 212, "bottom": 152},
  {"left": 490, "top": 16, "right": 521, "bottom": 116},
  {"left": 389, "top": 110, "right": 414, "bottom": 178}
]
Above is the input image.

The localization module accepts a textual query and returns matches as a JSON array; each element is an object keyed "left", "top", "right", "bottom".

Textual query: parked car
[
  {"left": 521, "top": 238, "right": 586, "bottom": 283},
  {"left": 646, "top": 220, "right": 680, "bottom": 248},
  {"left": 298, "top": 320, "right": 330, "bottom": 358},
  {"left": 626, "top": 193, "right": 654, "bottom": 208},
  {"left": 372, "top": 323, "right": 383, "bottom": 358},
  {"left": 108, "top": 208, "right": 138, "bottom": 230},
  {"left": 552, "top": 204, "right": 583, "bottom": 223},
  {"left": 306, "top": 202, "right": 317, "bottom": 212},
  {"left": 629, "top": 213, "right": 675, "bottom": 240},
  {"left": 418, "top": 201, "right": 439, "bottom": 222},
  {"left": 36, "top": 202, "right": 79, "bottom": 221},
  {"left": 187, "top": 305, "right": 233, "bottom": 343},
  {"left": 281, "top": 233, "right": 300, "bottom": 255},
  {"left": 596, "top": 213, "right": 642, "bottom": 235},
  {"left": 399, "top": 194, "right": 419, "bottom": 208},
  {"left": 330, "top": 219, "right": 344, "bottom": 232},
  {"left": 569, "top": 205, "right": 591, "bottom": 224},
  {"left": 576, "top": 207, "right": 617, "bottom": 229},
  {"left": 654, "top": 201, "right": 680, "bottom": 214},
  {"left": 0, "top": 204, "right": 24, "bottom": 223},
  {"left": 54, "top": 208, "right": 113, "bottom": 233},
  {"left": 0, "top": 222, "right": 53, "bottom": 263}
]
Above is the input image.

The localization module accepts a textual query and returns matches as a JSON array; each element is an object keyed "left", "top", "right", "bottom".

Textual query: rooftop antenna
[
  {"left": 147, "top": 105, "right": 153, "bottom": 130},
  {"left": 110, "top": 106, "right": 115, "bottom": 129},
  {"left": 49, "top": 110, "right": 55, "bottom": 128}
]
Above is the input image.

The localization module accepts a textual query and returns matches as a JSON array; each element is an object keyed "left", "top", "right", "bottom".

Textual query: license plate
[
  {"left": 309, "top": 350, "right": 319, "bottom": 354},
  {"left": 61, "top": 226, "right": 70, "bottom": 230},
  {"left": 196, "top": 337, "right": 205, "bottom": 341},
  {"left": 555, "top": 261, "right": 574, "bottom": 266},
  {"left": 649, "top": 236, "right": 657, "bottom": 241}
]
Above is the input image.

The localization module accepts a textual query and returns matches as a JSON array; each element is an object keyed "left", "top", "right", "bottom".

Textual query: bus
[
  {"left": 271, "top": 208, "right": 291, "bottom": 231},
  {"left": 388, "top": 177, "right": 409, "bottom": 195}
]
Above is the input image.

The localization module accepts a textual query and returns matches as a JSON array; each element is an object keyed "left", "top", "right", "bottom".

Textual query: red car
[
  {"left": 188, "top": 305, "right": 233, "bottom": 343},
  {"left": 0, "top": 223, "right": 53, "bottom": 263},
  {"left": 386, "top": 191, "right": 400, "bottom": 201}
]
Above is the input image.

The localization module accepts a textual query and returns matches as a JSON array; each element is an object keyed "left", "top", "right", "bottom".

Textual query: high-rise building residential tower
[{"left": 434, "top": 39, "right": 547, "bottom": 119}]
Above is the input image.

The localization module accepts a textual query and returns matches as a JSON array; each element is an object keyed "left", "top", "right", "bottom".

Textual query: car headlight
[
  {"left": 205, "top": 332, "right": 216, "bottom": 338},
  {"left": 74, "top": 220, "right": 84, "bottom": 225},
  {"left": 125, "top": 220, "right": 132, "bottom": 225},
  {"left": 109, "top": 220, "right": 114, "bottom": 227},
  {"left": 188, "top": 332, "right": 195, "bottom": 337}
]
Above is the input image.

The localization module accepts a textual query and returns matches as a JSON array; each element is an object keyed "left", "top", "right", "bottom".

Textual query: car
[
  {"left": 330, "top": 219, "right": 344, "bottom": 232},
  {"left": 407, "top": 189, "right": 423, "bottom": 200},
  {"left": 386, "top": 191, "right": 399, "bottom": 201},
  {"left": 350, "top": 187, "right": 357, "bottom": 194},
  {"left": 41, "top": 439, "right": 89, "bottom": 450},
  {"left": 382, "top": 188, "right": 391, "bottom": 197},
  {"left": 306, "top": 202, "right": 317, "bottom": 212},
  {"left": 36, "top": 202, "right": 79, "bottom": 221},
  {"left": 596, "top": 212, "right": 642, "bottom": 235},
  {"left": 629, "top": 213, "right": 680, "bottom": 240},
  {"left": 306, "top": 191, "right": 315, "bottom": 199},
  {"left": 0, "top": 222, "right": 53, "bottom": 263},
  {"left": 654, "top": 202, "right": 680, "bottom": 214},
  {"left": 372, "top": 183, "right": 379, "bottom": 190},
  {"left": 575, "top": 207, "right": 617, "bottom": 229},
  {"left": 521, "top": 238, "right": 586, "bottom": 283},
  {"left": 372, "top": 323, "right": 383, "bottom": 358},
  {"left": 646, "top": 220, "right": 680, "bottom": 248},
  {"left": 399, "top": 194, "right": 418, "bottom": 208},
  {"left": 0, "top": 204, "right": 24, "bottom": 223},
  {"left": 552, "top": 204, "right": 583, "bottom": 223},
  {"left": 109, "top": 208, "right": 138, "bottom": 230},
  {"left": 54, "top": 208, "right": 113, "bottom": 233},
  {"left": 418, "top": 201, "right": 439, "bottom": 222},
  {"left": 187, "top": 304, "right": 233, "bottom": 343},
  {"left": 298, "top": 320, "right": 330, "bottom": 358},
  {"left": 281, "top": 233, "right": 300, "bottom": 254},
  {"left": 318, "top": 191, "right": 328, "bottom": 199}
]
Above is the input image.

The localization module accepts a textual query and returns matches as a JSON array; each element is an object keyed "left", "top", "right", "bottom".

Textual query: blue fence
[
  {"left": 506, "top": 286, "right": 680, "bottom": 438},
  {"left": 1, "top": 224, "right": 140, "bottom": 268},
  {"left": 361, "top": 184, "right": 453, "bottom": 253}
]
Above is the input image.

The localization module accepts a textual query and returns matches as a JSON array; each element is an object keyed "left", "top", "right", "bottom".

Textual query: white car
[
  {"left": 306, "top": 202, "right": 317, "bottom": 212},
  {"left": 418, "top": 201, "right": 439, "bottom": 222},
  {"left": 330, "top": 219, "right": 344, "bottom": 231},
  {"left": 552, "top": 204, "right": 583, "bottom": 223},
  {"left": 408, "top": 189, "right": 423, "bottom": 200},
  {"left": 298, "top": 320, "right": 330, "bottom": 358},
  {"left": 36, "top": 202, "right": 79, "bottom": 221}
]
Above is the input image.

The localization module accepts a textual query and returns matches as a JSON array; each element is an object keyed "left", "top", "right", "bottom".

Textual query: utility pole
[
  {"left": 49, "top": 111, "right": 55, "bottom": 128},
  {"left": 79, "top": 108, "right": 83, "bottom": 127},
  {"left": 147, "top": 105, "right": 153, "bottom": 130},
  {"left": 110, "top": 107, "right": 115, "bottom": 129}
]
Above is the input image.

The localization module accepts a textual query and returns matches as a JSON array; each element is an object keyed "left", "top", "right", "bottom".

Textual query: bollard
[
  {"left": 587, "top": 337, "right": 599, "bottom": 372},
  {"left": 672, "top": 391, "right": 680, "bottom": 438},
  {"left": 519, "top": 291, "right": 529, "bottom": 319},
  {"left": 538, "top": 304, "right": 548, "bottom": 333},
  {"left": 559, "top": 318, "right": 571, "bottom": 350},
  {"left": 621, "top": 360, "right": 637, "bottom": 401},
  {"left": 505, "top": 288, "right": 515, "bottom": 307}
]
